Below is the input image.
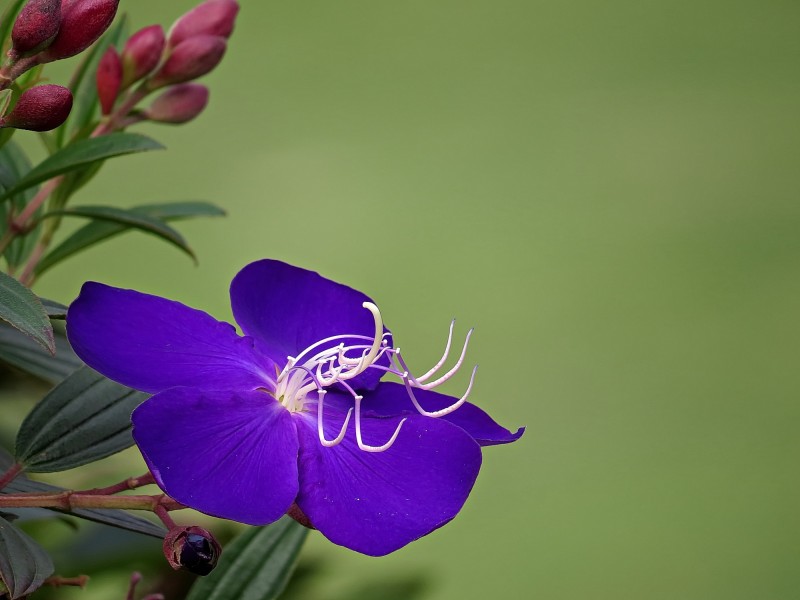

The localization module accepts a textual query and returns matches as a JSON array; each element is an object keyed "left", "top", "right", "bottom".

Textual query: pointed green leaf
[
  {"left": 15, "top": 366, "right": 148, "bottom": 472},
  {"left": 40, "top": 204, "right": 196, "bottom": 261},
  {"left": 0, "top": 448, "right": 165, "bottom": 538},
  {"left": 0, "top": 142, "right": 39, "bottom": 268},
  {"left": 186, "top": 518, "right": 308, "bottom": 600},
  {"left": 0, "top": 133, "right": 164, "bottom": 202},
  {"left": 37, "top": 201, "right": 224, "bottom": 275},
  {"left": 0, "top": 517, "right": 54, "bottom": 599},
  {"left": 0, "top": 272, "right": 54, "bottom": 354},
  {"left": 0, "top": 322, "right": 82, "bottom": 384}
]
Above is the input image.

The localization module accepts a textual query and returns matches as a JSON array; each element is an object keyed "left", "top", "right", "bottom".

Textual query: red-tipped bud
[
  {"left": 121, "top": 25, "right": 165, "bottom": 89},
  {"left": 146, "top": 83, "right": 209, "bottom": 124},
  {"left": 0, "top": 84, "right": 73, "bottom": 131},
  {"left": 146, "top": 35, "right": 226, "bottom": 91},
  {"left": 167, "top": 0, "right": 239, "bottom": 48},
  {"left": 163, "top": 526, "right": 221, "bottom": 576},
  {"left": 11, "top": 0, "right": 62, "bottom": 58},
  {"left": 39, "top": 0, "right": 119, "bottom": 63},
  {"left": 96, "top": 46, "right": 121, "bottom": 115}
]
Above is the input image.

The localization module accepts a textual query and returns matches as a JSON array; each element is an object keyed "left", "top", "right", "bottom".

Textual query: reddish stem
[{"left": 0, "top": 463, "right": 23, "bottom": 490}]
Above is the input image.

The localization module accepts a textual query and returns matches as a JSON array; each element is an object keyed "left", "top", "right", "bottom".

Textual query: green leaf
[
  {"left": 0, "top": 272, "right": 54, "bottom": 354},
  {"left": 0, "top": 142, "right": 39, "bottom": 268},
  {"left": 0, "top": 133, "right": 164, "bottom": 203},
  {"left": 40, "top": 204, "right": 197, "bottom": 262},
  {"left": 186, "top": 518, "right": 308, "bottom": 600},
  {"left": 15, "top": 366, "right": 148, "bottom": 472},
  {"left": 0, "top": 322, "right": 81, "bottom": 384},
  {"left": 56, "top": 14, "right": 130, "bottom": 149},
  {"left": 37, "top": 201, "right": 224, "bottom": 275},
  {"left": 0, "top": 516, "right": 54, "bottom": 599},
  {"left": 0, "top": 448, "right": 165, "bottom": 539}
]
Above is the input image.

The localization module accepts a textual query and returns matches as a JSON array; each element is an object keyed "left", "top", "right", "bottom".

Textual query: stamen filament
[{"left": 354, "top": 395, "right": 406, "bottom": 452}]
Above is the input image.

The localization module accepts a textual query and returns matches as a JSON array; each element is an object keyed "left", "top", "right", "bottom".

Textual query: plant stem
[
  {"left": 0, "top": 463, "right": 23, "bottom": 490},
  {"left": 80, "top": 472, "right": 155, "bottom": 496},
  {"left": 44, "top": 575, "right": 90, "bottom": 589},
  {"left": 92, "top": 87, "right": 148, "bottom": 137},
  {"left": 0, "top": 491, "right": 183, "bottom": 512}
]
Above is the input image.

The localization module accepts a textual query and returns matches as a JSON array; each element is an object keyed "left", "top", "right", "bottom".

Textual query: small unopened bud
[
  {"left": 11, "top": 0, "right": 62, "bottom": 58},
  {"left": 121, "top": 25, "right": 165, "bottom": 89},
  {"left": 146, "top": 35, "right": 226, "bottom": 91},
  {"left": 167, "top": 0, "right": 239, "bottom": 48},
  {"left": 39, "top": 0, "right": 120, "bottom": 63},
  {"left": 146, "top": 83, "right": 209, "bottom": 124},
  {"left": 0, "top": 84, "right": 73, "bottom": 131},
  {"left": 162, "top": 526, "right": 221, "bottom": 576},
  {"left": 96, "top": 46, "right": 121, "bottom": 115}
]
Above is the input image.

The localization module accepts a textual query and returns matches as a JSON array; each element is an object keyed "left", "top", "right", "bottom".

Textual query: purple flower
[{"left": 67, "top": 260, "right": 523, "bottom": 556}]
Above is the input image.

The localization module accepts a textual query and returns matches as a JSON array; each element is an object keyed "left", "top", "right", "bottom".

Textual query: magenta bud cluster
[
  {"left": 95, "top": 0, "right": 239, "bottom": 127},
  {"left": 0, "top": 84, "right": 73, "bottom": 131}
]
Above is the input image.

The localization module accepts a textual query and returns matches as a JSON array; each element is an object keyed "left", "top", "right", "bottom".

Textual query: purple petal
[
  {"left": 229, "top": 259, "right": 389, "bottom": 390},
  {"left": 68, "top": 282, "right": 277, "bottom": 394},
  {"left": 361, "top": 382, "right": 525, "bottom": 446},
  {"left": 133, "top": 388, "right": 299, "bottom": 525},
  {"left": 293, "top": 393, "right": 482, "bottom": 556}
]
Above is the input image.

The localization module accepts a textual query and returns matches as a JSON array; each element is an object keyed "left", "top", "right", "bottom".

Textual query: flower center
[{"left": 273, "top": 302, "right": 479, "bottom": 453}]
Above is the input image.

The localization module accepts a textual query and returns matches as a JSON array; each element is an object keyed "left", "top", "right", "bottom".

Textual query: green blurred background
[{"left": 25, "top": 0, "right": 800, "bottom": 598}]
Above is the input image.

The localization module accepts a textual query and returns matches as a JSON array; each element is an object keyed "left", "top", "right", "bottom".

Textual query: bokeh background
[{"left": 18, "top": 0, "right": 800, "bottom": 598}]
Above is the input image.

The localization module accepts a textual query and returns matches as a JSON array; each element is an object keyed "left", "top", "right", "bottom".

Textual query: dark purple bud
[
  {"left": 39, "top": 0, "right": 120, "bottom": 63},
  {"left": 0, "top": 84, "right": 73, "bottom": 131},
  {"left": 96, "top": 46, "right": 121, "bottom": 115},
  {"left": 121, "top": 25, "right": 165, "bottom": 89},
  {"left": 146, "top": 83, "right": 209, "bottom": 124},
  {"left": 10, "top": 0, "right": 62, "bottom": 58},
  {"left": 167, "top": 0, "right": 239, "bottom": 48},
  {"left": 146, "top": 35, "right": 226, "bottom": 91},
  {"left": 162, "top": 526, "right": 221, "bottom": 576}
]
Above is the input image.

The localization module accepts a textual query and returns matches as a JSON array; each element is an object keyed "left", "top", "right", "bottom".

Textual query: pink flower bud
[
  {"left": 96, "top": 46, "right": 121, "bottom": 115},
  {"left": 0, "top": 84, "right": 73, "bottom": 131},
  {"left": 146, "top": 83, "right": 209, "bottom": 124},
  {"left": 121, "top": 25, "right": 165, "bottom": 89},
  {"left": 11, "top": 0, "right": 62, "bottom": 58},
  {"left": 167, "top": 0, "right": 239, "bottom": 48},
  {"left": 146, "top": 35, "right": 226, "bottom": 91},
  {"left": 39, "top": 0, "right": 120, "bottom": 63}
]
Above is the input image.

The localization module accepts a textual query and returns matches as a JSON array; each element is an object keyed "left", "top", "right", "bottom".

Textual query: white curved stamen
[
  {"left": 272, "top": 300, "right": 477, "bottom": 452},
  {"left": 316, "top": 390, "right": 353, "bottom": 447},
  {"left": 354, "top": 395, "right": 406, "bottom": 452},
  {"left": 415, "top": 319, "right": 456, "bottom": 383}
]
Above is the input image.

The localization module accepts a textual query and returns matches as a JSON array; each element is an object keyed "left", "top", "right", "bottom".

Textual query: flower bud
[
  {"left": 146, "top": 83, "right": 209, "bottom": 124},
  {"left": 167, "top": 0, "right": 239, "bottom": 48},
  {"left": 96, "top": 46, "right": 121, "bottom": 115},
  {"left": 162, "top": 526, "right": 221, "bottom": 576},
  {"left": 10, "top": 0, "right": 62, "bottom": 58},
  {"left": 146, "top": 35, "right": 226, "bottom": 91},
  {"left": 0, "top": 84, "right": 73, "bottom": 131},
  {"left": 39, "top": 0, "right": 120, "bottom": 63},
  {"left": 121, "top": 25, "right": 165, "bottom": 89}
]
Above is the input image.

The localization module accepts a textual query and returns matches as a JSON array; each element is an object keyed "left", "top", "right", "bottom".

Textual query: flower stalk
[{"left": 0, "top": 490, "right": 183, "bottom": 511}]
